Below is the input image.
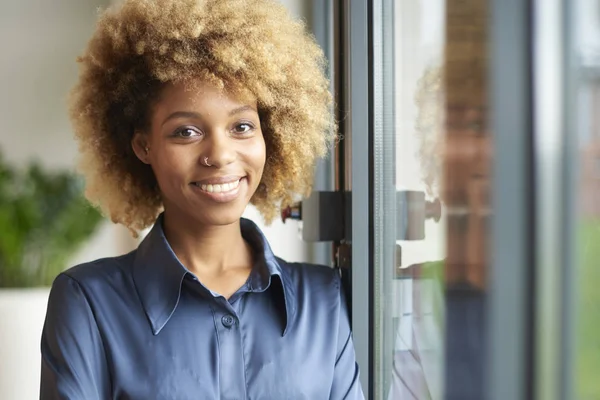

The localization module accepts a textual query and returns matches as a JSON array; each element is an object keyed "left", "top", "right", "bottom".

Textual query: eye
[
  {"left": 173, "top": 127, "right": 202, "bottom": 138},
  {"left": 233, "top": 122, "right": 255, "bottom": 134}
]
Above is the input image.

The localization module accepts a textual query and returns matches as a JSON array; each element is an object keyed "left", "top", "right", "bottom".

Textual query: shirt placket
[{"left": 214, "top": 298, "right": 247, "bottom": 400}]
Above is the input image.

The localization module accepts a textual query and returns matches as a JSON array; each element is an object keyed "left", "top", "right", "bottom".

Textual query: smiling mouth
[{"left": 192, "top": 178, "right": 241, "bottom": 194}]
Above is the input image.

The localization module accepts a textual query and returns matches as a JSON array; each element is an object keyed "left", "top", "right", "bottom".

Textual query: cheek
[
  {"left": 151, "top": 149, "right": 192, "bottom": 185},
  {"left": 237, "top": 134, "right": 265, "bottom": 168},
  {"left": 250, "top": 136, "right": 267, "bottom": 170}
]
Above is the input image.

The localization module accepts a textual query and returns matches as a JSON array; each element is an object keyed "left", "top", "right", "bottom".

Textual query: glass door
[
  {"left": 350, "top": 0, "right": 549, "bottom": 398},
  {"left": 323, "top": 0, "right": 589, "bottom": 398},
  {"left": 315, "top": 0, "right": 600, "bottom": 400},
  {"left": 363, "top": 0, "right": 584, "bottom": 398},
  {"left": 369, "top": 0, "right": 493, "bottom": 398}
]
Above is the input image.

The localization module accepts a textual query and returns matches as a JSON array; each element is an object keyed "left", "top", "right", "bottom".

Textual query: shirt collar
[{"left": 132, "top": 214, "right": 296, "bottom": 336}]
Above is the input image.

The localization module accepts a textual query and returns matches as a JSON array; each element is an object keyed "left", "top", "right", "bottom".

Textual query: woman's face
[{"left": 133, "top": 79, "right": 266, "bottom": 227}]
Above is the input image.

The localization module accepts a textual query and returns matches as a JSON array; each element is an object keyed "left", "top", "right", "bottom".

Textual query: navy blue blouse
[{"left": 40, "top": 216, "right": 364, "bottom": 399}]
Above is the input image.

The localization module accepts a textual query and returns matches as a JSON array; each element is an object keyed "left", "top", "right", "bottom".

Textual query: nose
[{"left": 201, "top": 131, "right": 236, "bottom": 168}]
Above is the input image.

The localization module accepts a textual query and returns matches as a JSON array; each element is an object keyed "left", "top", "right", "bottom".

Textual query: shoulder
[
  {"left": 276, "top": 257, "right": 342, "bottom": 302},
  {"left": 278, "top": 257, "right": 340, "bottom": 283},
  {"left": 45, "top": 251, "right": 139, "bottom": 334},
  {"left": 50, "top": 251, "right": 137, "bottom": 298}
]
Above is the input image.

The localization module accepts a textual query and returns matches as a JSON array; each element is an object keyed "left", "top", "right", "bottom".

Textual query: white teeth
[{"left": 199, "top": 179, "right": 240, "bottom": 193}]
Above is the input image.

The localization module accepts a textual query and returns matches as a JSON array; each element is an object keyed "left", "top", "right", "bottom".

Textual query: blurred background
[
  {"left": 1, "top": 0, "right": 600, "bottom": 399},
  {"left": 0, "top": 0, "right": 312, "bottom": 398}
]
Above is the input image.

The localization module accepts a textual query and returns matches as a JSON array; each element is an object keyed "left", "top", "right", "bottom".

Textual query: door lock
[{"left": 281, "top": 190, "right": 442, "bottom": 243}]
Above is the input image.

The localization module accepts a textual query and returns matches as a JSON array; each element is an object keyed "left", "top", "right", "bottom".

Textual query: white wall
[
  {"left": 0, "top": 0, "right": 312, "bottom": 271},
  {"left": 0, "top": 0, "right": 135, "bottom": 268}
]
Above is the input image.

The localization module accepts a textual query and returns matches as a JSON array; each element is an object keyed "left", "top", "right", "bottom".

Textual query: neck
[{"left": 161, "top": 211, "right": 253, "bottom": 278}]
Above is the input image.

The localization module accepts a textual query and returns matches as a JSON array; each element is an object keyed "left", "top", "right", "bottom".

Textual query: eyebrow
[
  {"left": 161, "top": 105, "right": 257, "bottom": 127},
  {"left": 228, "top": 105, "right": 257, "bottom": 116}
]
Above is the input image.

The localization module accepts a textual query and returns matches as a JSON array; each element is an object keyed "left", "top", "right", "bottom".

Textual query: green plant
[{"left": 0, "top": 152, "right": 103, "bottom": 287}]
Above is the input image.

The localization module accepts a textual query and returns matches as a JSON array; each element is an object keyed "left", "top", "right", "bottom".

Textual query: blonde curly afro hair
[
  {"left": 69, "top": 0, "right": 334, "bottom": 235},
  {"left": 414, "top": 66, "right": 444, "bottom": 198}
]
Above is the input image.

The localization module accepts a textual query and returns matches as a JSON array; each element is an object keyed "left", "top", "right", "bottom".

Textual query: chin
[
  {"left": 193, "top": 206, "right": 247, "bottom": 227},
  {"left": 165, "top": 181, "right": 257, "bottom": 228}
]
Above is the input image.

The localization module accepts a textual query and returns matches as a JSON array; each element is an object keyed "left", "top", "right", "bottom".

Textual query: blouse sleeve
[
  {"left": 40, "top": 273, "right": 111, "bottom": 400},
  {"left": 329, "top": 273, "right": 366, "bottom": 400}
]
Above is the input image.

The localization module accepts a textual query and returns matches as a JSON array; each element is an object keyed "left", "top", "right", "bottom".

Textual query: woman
[{"left": 40, "top": 0, "right": 364, "bottom": 399}]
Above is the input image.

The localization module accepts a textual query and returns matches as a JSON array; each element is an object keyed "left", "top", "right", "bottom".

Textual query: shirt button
[{"left": 221, "top": 315, "right": 235, "bottom": 328}]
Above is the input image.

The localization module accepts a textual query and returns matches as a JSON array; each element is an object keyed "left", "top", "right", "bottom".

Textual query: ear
[{"left": 131, "top": 131, "right": 150, "bottom": 164}]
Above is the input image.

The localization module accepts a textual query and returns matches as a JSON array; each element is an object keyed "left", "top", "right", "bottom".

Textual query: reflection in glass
[
  {"left": 373, "top": 0, "right": 491, "bottom": 398},
  {"left": 575, "top": 0, "right": 600, "bottom": 398}
]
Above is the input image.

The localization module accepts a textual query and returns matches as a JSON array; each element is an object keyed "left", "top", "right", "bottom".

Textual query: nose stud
[{"left": 203, "top": 156, "right": 212, "bottom": 167}]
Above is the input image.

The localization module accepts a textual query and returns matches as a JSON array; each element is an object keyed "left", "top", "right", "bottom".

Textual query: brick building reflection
[{"left": 580, "top": 81, "right": 600, "bottom": 218}]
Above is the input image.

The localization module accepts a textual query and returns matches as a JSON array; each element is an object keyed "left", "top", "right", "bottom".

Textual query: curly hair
[
  {"left": 69, "top": 0, "right": 334, "bottom": 235},
  {"left": 414, "top": 65, "right": 444, "bottom": 198}
]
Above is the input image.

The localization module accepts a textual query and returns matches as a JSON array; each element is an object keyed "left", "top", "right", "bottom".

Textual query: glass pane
[
  {"left": 373, "top": 0, "right": 491, "bottom": 398},
  {"left": 573, "top": 0, "right": 600, "bottom": 398}
]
